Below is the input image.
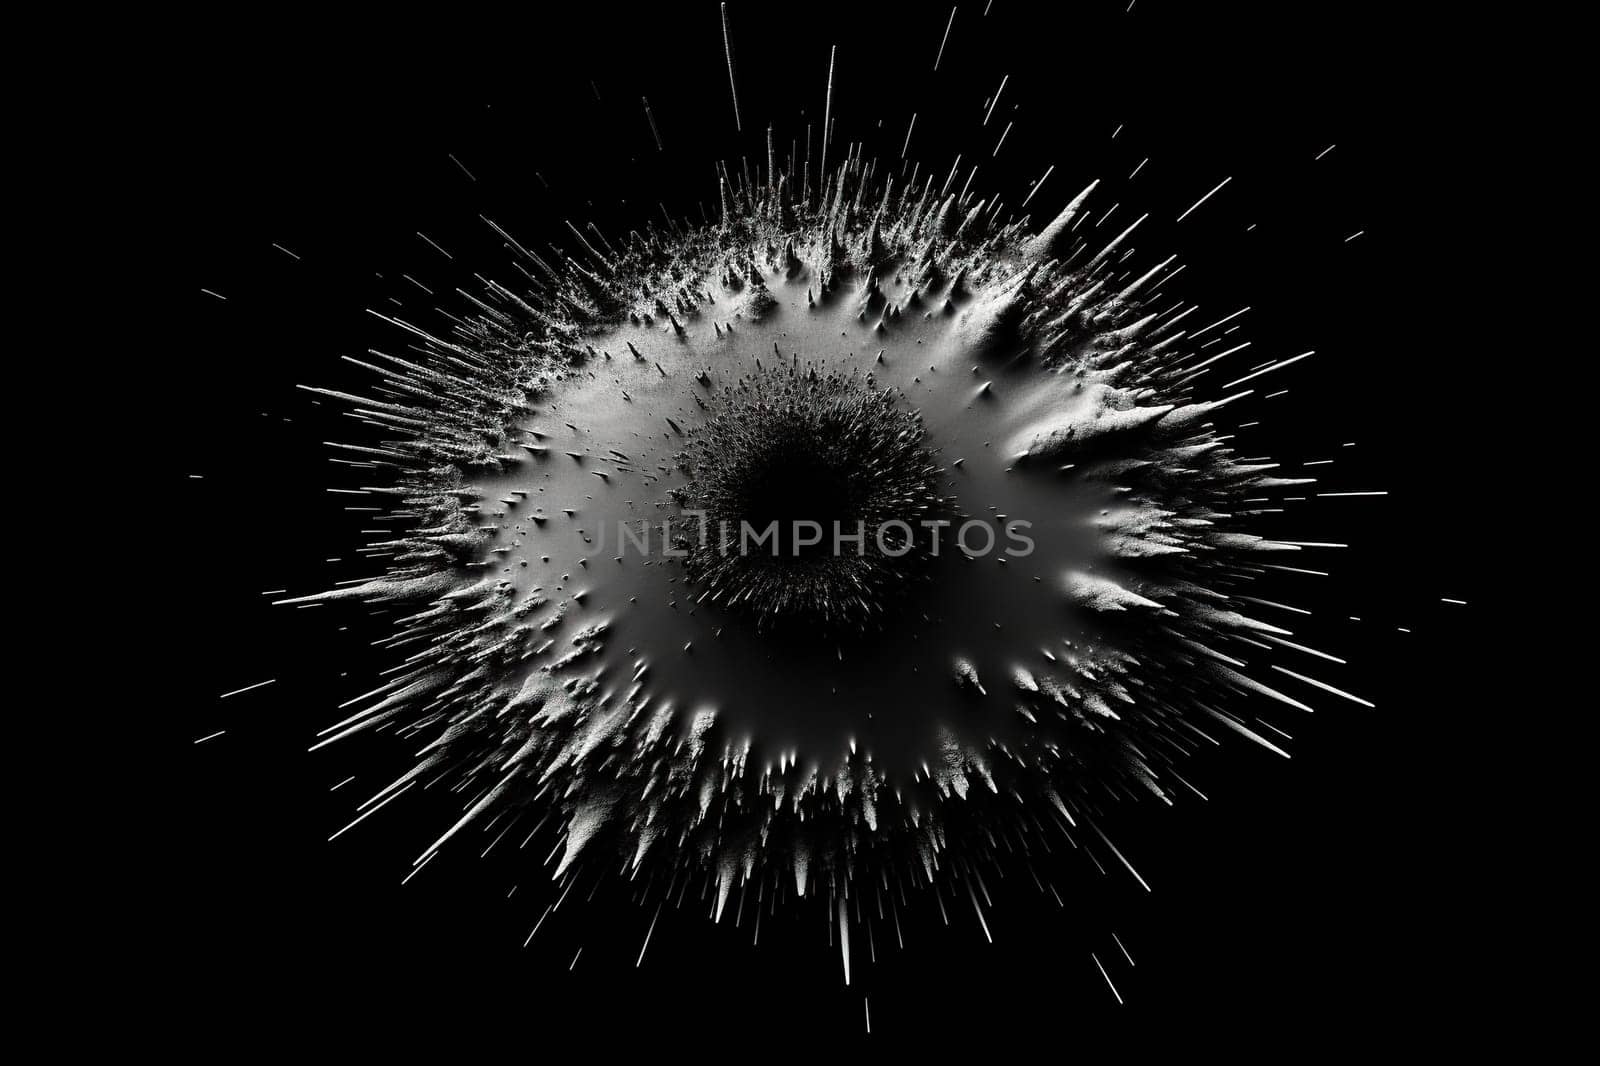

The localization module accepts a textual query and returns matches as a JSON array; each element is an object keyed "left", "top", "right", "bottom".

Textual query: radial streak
[
  {"left": 720, "top": 4, "right": 741, "bottom": 132},
  {"left": 819, "top": 46, "right": 837, "bottom": 199},
  {"left": 934, "top": 7, "right": 956, "bottom": 70},
  {"left": 1175, "top": 175, "right": 1233, "bottom": 222}
]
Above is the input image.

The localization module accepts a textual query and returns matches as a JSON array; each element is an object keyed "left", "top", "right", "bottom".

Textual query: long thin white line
[
  {"left": 1092, "top": 954, "right": 1124, "bottom": 1005},
  {"left": 1223, "top": 350, "right": 1313, "bottom": 389},
  {"left": 328, "top": 781, "right": 414, "bottom": 841},
  {"left": 983, "top": 75, "right": 1008, "bottom": 125},
  {"left": 220, "top": 678, "right": 275, "bottom": 699},
  {"left": 1176, "top": 176, "right": 1232, "bottom": 222},
  {"left": 636, "top": 903, "right": 663, "bottom": 967},
  {"left": 1271, "top": 665, "right": 1375, "bottom": 708},
  {"left": 1192, "top": 305, "right": 1249, "bottom": 337},
  {"left": 934, "top": 7, "right": 957, "bottom": 70}
]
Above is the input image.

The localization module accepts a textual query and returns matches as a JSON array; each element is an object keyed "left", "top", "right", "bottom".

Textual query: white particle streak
[
  {"left": 1270, "top": 665, "right": 1375, "bottom": 708},
  {"left": 1089, "top": 823, "right": 1151, "bottom": 892},
  {"left": 1222, "top": 351, "right": 1313, "bottom": 389},
  {"left": 329, "top": 780, "right": 414, "bottom": 841},
  {"left": 934, "top": 7, "right": 956, "bottom": 71},
  {"left": 1175, "top": 176, "right": 1232, "bottom": 222},
  {"left": 400, "top": 851, "right": 436, "bottom": 885},
  {"left": 637, "top": 904, "right": 662, "bottom": 966},
  {"left": 1092, "top": 953, "right": 1124, "bottom": 1004},
  {"left": 1192, "top": 306, "right": 1249, "bottom": 337},
  {"left": 220, "top": 678, "right": 276, "bottom": 699}
]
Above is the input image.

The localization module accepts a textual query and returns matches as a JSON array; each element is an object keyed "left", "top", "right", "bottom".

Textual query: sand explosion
[{"left": 284, "top": 148, "right": 1362, "bottom": 973}]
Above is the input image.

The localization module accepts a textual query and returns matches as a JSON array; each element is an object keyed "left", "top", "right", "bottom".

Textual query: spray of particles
[
  {"left": 228, "top": 22, "right": 1430, "bottom": 993},
  {"left": 279, "top": 152, "right": 1368, "bottom": 969}
]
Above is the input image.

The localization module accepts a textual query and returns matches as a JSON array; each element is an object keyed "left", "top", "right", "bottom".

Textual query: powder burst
[
  {"left": 278, "top": 148, "right": 1368, "bottom": 968},
  {"left": 216, "top": 18, "right": 1416, "bottom": 998}
]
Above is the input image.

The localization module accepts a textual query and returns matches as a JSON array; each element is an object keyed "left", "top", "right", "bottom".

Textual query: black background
[{"left": 153, "top": 0, "right": 1504, "bottom": 1048}]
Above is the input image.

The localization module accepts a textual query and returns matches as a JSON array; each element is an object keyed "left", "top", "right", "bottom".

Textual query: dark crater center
[{"left": 670, "top": 363, "right": 953, "bottom": 629}]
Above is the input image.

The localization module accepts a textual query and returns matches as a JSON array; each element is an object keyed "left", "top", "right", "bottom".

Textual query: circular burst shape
[{"left": 292, "top": 163, "right": 1330, "bottom": 932}]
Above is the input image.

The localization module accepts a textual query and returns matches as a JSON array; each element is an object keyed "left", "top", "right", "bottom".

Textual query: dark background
[{"left": 152, "top": 0, "right": 1504, "bottom": 1048}]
